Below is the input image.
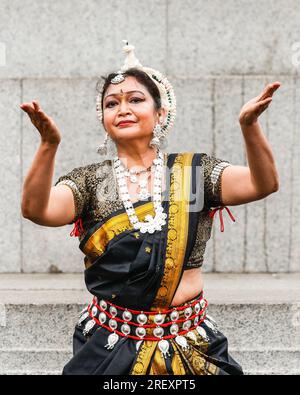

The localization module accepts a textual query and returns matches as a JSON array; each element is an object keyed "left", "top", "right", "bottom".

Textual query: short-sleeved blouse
[{"left": 54, "top": 153, "right": 232, "bottom": 269}]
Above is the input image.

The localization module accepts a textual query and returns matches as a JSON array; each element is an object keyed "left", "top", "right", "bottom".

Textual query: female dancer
[{"left": 20, "top": 42, "right": 280, "bottom": 375}]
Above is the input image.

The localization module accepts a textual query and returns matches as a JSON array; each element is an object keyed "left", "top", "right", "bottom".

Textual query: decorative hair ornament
[{"left": 96, "top": 40, "right": 176, "bottom": 156}]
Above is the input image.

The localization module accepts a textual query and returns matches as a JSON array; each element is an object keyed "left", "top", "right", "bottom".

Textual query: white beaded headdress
[{"left": 96, "top": 40, "right": 176, "bottom": 155}]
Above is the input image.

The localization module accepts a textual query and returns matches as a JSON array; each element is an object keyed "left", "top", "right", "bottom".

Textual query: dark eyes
[{"left": 105, "top": 97, "right": 144, "bottom": 108}]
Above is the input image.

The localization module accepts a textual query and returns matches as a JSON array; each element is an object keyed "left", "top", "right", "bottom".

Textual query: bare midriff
[{"left": 170, "top": 267, "right": 204, "bottom": 306}]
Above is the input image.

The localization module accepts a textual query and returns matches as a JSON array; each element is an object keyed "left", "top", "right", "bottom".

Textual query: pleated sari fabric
[{"left": 62, "top": 153, "right": 244, "bottom": 375}]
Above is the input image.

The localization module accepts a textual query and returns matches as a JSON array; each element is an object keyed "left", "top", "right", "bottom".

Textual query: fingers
[
  {"left": 33, "top": 101, "right": 47, "bottom": 119},
  {"left": 20, "top": 101, "right": 36, "bottom": 115},
  {"left": 240, "top": 84, "right": 279, "bottom": 124},
  {"left": 20, "top": 104, "right": 36, "bottom": 124},
  {"left": 256, "top": 97, "right": 272, "bottom": 116},
  {"left": 20, "top": 100, "right": 45, "bottom": 119},
  {"left": 20, "top": 100, "right": 48, "bottom": 128},
  {"left": 32, "top": 100, "right": 41, "bottom": 112},
  {"left": 251, "top": 97, "right": 272, "bottom": 112},
  {"left": 20, "top": 100, "right": 41, "bottom": 110},
  {"left": 257, "top": 81, "right": 281, "bottom": 101},
  {"left": 20, "top": 102, "right": 33, "bottom": 111},
  {"left": 259, "top": 97, "right": 273, "bottom": 106}
]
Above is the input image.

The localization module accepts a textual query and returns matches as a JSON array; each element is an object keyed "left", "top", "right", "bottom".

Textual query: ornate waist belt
[{"left": 77, "top": 292, "right": 211, "bottom": 359}]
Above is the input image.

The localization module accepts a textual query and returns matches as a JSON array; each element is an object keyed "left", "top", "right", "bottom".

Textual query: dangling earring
[
  {"left": 159, "top": 135, "right": 169, "bottom": 149},
  {"left": 149, "top": 123, "right": 162, "bottom": 148},
  {"left": 97, "top": 132, "right": 108, "bottom": 155},
  {"left": 97, "top": 132, "right": 118, "bottom": 160}
]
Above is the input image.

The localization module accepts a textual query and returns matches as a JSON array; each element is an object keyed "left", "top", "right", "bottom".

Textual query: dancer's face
[{"left": 103, "top": 76, "right": 164, "bottom": 144}]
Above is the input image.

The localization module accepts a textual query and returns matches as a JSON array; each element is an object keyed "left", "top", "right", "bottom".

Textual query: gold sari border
[
  {"left": 151, "top": 152, "right": 194, "bottom": 310},
  {"left": 81, "top": 202, "right": 155, "bottom": 265}
]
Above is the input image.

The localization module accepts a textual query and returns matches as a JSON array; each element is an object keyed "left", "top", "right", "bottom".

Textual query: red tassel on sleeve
[
  {"left": 70, "top": 218, "right": 84, "bottom": 237},
  {"left": 208, "top": 206, "right": 235, "bottom": 232}
]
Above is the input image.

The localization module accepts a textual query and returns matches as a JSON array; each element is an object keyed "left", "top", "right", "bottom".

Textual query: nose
[{"left": 118, "top": 98, "right": 131, "bottom": 115}]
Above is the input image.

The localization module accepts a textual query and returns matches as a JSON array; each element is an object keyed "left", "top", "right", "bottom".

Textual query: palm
[
  {"left": 239, "top": 82, "right": 281, "bottom": 126},
  {"left": 20, "top": 100, "right": 61, "bottom": 145}
]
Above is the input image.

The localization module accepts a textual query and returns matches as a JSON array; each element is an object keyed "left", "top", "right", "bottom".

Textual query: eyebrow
[{"left": 104, "top": 90, "right": 146, "bottom": 100}]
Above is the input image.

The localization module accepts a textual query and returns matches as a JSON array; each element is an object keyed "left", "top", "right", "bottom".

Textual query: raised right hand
[{"left": 20, "top": 100, "right": 62, "bottom": 145}]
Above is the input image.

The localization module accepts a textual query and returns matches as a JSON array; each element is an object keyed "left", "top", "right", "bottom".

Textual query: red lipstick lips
[{"left": 117, "top": 120, "right": 136, "bottom": 127}]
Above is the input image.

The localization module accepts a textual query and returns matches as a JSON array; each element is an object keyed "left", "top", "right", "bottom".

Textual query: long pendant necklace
[
  {"left": 113, "top": 150, "right": 167, "bottom": 234},
  {"left": 124, "top": 165, "right": 151, "bottom": 182},
  {"left": 123, "top": 165, "right": 152, "bottom": 200},
  {"left": 135, "top": 173, "right": 151, "bottom": 201}
]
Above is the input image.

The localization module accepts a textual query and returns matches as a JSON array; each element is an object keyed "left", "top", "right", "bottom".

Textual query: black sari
[{"left": 62, "top": 152, "right": 244, "bottom": 375}]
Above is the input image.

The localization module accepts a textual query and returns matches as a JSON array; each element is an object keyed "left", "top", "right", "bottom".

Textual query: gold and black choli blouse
[{"left": 54, "top": 152, "right": 232, "bottom": 270}]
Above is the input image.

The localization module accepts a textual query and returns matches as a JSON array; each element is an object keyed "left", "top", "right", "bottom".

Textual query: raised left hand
[{"left": 239, "top": 82, "right": 281, "bottom": 126}]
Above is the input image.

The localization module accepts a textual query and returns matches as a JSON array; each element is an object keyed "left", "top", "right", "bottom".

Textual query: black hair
[{"left": 96, "top": 68, "right": 162, "bottom": 124}]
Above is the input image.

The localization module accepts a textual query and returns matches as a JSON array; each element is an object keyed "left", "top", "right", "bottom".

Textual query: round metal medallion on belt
[
  {"left": 154, "top": 313, "right": 165, "bottom": 325},
  {"left": 109, "top": 319, "right": 118, "bottom": 330},
  {"left": 153, "top": 326, "right": 164, "bottom": 338},
  {"left": 184, "top": 307, "right": 193, "bottom": 318},
  {"left": 170, "top": 323, "right": 179, "bottom": 335},
  {"left": 182, "top": 320, "right": 192, "bottom": 331},
  {"left": 99, "top": 312, "right": 107, "bottom": 324},
  {"left": 122, "top": 309, "right": 132, "bottom": 322},
  {"left": 121, "top": 323, "right": 131, "bottom": 336},
  {"left": 109, "top": 306, "right": 118, "bottom": 317},
  {"left": 91, "top": 306, "right": 98, "bottom": 317},
  {"left": 170, "top": 310, "right": 179, "bottom": 321},
  {"left": 194, "top": 303, "right": 200, "bottom": 314},
  {"left": 100, "top": 300, "right": 107, "bottom": 310},
  {"left": 137, "top": 313, "right": 148, "bottom": 325},
  {"left": 136, "top": 327, "right": 146, "bottom": 338}
]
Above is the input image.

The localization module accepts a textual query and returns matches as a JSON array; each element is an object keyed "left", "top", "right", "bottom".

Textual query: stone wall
[{"left": 0, "top": 0, "right": 299, "bottom": 272}]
